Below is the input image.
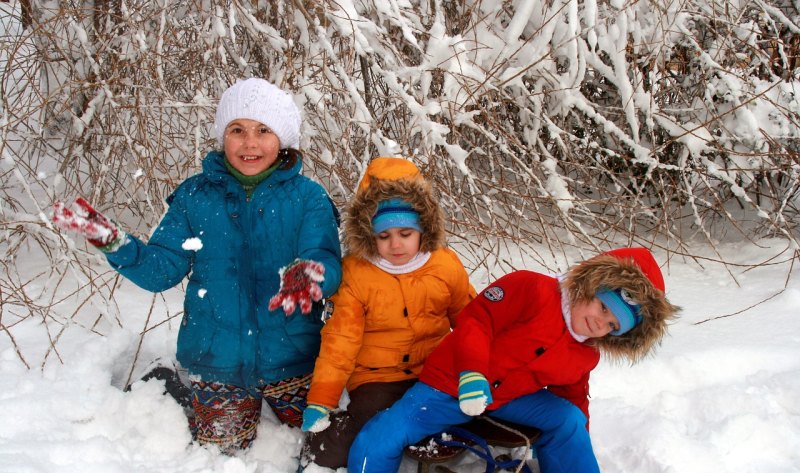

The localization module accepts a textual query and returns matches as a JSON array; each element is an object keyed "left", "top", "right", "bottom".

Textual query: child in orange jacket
[{"left": 298, "top": 157, "right": 476, "bottom": 471}]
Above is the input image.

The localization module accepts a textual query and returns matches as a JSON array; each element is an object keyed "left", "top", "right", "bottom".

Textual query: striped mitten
[{"left": 458, "top": 371, "right": 493, "bottom": 416}]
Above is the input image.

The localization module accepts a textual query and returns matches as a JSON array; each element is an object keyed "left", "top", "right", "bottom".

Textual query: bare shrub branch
[{"left": 1, "top": 0, "right": 797, "bottom": 366}]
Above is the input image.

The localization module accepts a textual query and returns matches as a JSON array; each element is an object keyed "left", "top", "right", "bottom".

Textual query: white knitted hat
[{"left": 214, "top": 78, "right": 301, "bottom": 149}]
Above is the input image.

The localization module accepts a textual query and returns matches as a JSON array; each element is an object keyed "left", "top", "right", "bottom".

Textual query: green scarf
[{"left": 224, "top": 158, "right": 280, "bottom": 198}]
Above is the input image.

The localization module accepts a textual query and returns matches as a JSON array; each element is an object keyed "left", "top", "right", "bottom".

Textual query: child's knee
[
  {"left": 356, "top": 412, "right": 405, "bottom": 451},
  {"left": 348, "top": 413, "right": 407, "bottom": 471},
  {"left": 547, "top": 403, "right": 589, "bottom": 443},
  {"left": 563, "top": 404, "right": 588, "bottom": 432}
]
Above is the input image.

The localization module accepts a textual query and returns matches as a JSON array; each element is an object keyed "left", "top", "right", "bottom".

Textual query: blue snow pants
[{"left": 348, "top": 382, "right": 600, "bottom": 473}]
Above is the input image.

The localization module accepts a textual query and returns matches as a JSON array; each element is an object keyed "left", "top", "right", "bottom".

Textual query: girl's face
[
  {"left": 570, "top": 297, "right": 620, "bottom": 338},
  {"left": 223, "top": 119, "right": 281, "bottom": 176},
  {"left": 375, "top": 227, "right": 421, "bottom": 266}
]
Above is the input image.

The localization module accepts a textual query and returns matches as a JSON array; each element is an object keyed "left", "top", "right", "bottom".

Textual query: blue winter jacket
[{"left": 105, "top": 151, "right": 342, "bottom": 388}]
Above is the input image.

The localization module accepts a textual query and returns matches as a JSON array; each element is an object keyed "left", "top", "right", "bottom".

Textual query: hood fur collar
[
  {"left": 563, "top": 248, "right": 680, "bottom": 363},
  {"left": 344, "top": 158, "right": 445, "bottom": 259}
]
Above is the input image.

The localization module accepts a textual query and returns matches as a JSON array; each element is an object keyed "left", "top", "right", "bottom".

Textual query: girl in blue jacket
[{"left": 53, "top": 78, "right": 342, "bottom": 453}]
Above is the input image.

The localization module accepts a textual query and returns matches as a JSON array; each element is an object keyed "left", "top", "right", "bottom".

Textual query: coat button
[{"left": 231, "top": 213, "right": 239, "bottom": 218}]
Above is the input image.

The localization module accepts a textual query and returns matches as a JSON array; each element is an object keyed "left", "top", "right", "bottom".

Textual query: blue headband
[
  {"left": 372, "top": 198, "right": 422, "bottom": 234},
  {"left": 596, "top": 288, "right": 642, "bottom": 336}
]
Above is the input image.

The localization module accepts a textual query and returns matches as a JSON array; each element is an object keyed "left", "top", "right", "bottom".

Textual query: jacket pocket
[
  {"left": 356, "top": 345, "right": 403, "bottom": 368},
  {"left": 185, "top": 274, "right": 241, "bottom": 330},
  {"left": 176, "top": 307, "right": 216, "bottom": 365},
  {"left": 282, "top": 310, "right": 324, "bottom": 358},
  {"left": 177, "top": 281, "right": 239, "bottom": 368}
]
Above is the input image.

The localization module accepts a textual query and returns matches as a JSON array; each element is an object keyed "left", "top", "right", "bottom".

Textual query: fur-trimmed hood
[
  {"left": 344, "top": 157, "right": 445, "bottom": 259},
  {"left": 563, "top": 248, "right": 680, "bottom": 363}
]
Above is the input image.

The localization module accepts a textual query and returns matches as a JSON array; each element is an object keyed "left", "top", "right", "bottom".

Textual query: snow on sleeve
[{"left": 181, "top": 237, "right": 203, "bottom": 251}]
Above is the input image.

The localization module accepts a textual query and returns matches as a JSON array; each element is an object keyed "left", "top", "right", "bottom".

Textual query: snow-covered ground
[{"left": 0, "top": 239, "right": 797, "bottom": 473}]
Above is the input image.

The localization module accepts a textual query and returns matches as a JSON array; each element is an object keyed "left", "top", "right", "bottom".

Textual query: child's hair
[
  {"left": 344, "top": 157, "right": 444, "bottom": 259},
  {"left": 277, "top": 148, "right": 301, "bottom": 170},
  {"left": 563, "top": 249, "right": 680, "bottom": 363}
]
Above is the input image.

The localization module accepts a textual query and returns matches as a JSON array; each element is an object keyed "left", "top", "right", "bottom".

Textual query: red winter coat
[
  {"left": 420, "top": 247, "right": 678, "bottom": 422},
  {"left": 419, "top": 271, "right": 600, "bottom": 419}
]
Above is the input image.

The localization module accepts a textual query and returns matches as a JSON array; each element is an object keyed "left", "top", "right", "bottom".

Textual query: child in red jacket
[{"left": 348, "top": 247, "right": 680, "bottom": 473}]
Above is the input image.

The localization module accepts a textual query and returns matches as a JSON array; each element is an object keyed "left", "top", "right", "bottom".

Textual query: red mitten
[
  {"left": 52, "top": 197, "right": 121, "bottom": 248},
  {"left": 268, "top": 259, "right": 325, "bottom": 315}
]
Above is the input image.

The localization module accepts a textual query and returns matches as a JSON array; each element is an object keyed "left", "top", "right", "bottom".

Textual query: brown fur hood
[
  {"left": 344, "top": 157, "right": 445, "bottom": 259},
  {"left": 563, "top": 248, "right": 680, "bottom": 363}
]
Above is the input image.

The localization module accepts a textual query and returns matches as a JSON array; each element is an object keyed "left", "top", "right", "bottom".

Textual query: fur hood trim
[
  {"left": 563, "top": 248, "right": 680, "bottom": 363},
  {"left": 344, "top": 157, "right": 445, "bottom": 259}
]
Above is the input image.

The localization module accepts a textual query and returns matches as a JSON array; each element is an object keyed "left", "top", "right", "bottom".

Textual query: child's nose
[{"left": 243, "top": 131, "right": 258, "bottom": 145}]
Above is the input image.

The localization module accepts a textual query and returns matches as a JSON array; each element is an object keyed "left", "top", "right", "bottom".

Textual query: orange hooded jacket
[{"left": 307, "top": 157, "right": 476, "bottom": 409}]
